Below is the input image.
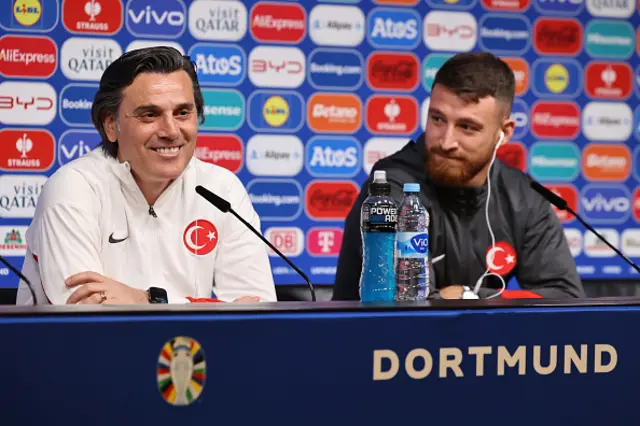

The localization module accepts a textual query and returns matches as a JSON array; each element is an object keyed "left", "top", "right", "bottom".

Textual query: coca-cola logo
[
  {"left": 533, "top": 18, "right": 582, "bottom": 55},
  {"left": 367, "top": 52, "right": 419, "bottom": 91},
  {"left": 305, "top": 181, "right": 359, "bottom": 220}
]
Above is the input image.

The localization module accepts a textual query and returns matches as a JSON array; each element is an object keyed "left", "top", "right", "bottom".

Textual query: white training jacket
[{"left": 16, "top": 149, "right": 277, "bottom": 305}]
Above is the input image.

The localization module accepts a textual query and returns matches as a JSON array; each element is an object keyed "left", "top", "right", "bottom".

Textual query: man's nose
[
  {"left": 440, "top": 127, "right": 459, "bottom": 151},
  {"left": 157, "top": 114, "right": 180, "bottom": 140}
]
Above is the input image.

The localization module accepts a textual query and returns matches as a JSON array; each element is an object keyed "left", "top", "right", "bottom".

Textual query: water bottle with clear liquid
[
  {"left": 359, "top": 170, "right": 398, "bottom": 302},
  {"left": 395, "top": 183, "right": 430, "bottom": 301}
]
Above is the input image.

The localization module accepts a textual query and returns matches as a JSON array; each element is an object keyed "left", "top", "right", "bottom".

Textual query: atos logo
[
  {"left": 125, "top": 0, "right": 186, "bottom": 38},
  {"left": 0, "top": 0, "right": 58, "bottom": 32},
  {"left": 59, "top": 83, "right": 98, "bottom": 127},
  {"left": 580, "top": 184, "right": 631, "bottom": 224},
  {"left": 189, "top": 43, "right": 245, "bottom": 86},
  {"left": 308, "top": 48, "right": 364, "bottom": 90},
  {"left": 367, "top": 8, "right": 421, "bottom": 49},
  {"left": 532, "top": 59, "right": 583, "bottom": 98},
  {"left": 58, "top": 130, "right": 101, "bottom": 166},
  {"left": 305, "top": 137, "right": 361, "bottom": 178},
  {"left": 479, "top": 14, "right": 532, "bottom": 55},
  {"left": 247, "top": 179, "right": 303, "bottom": 221},
  {"left": 247, "top": 91, "right": 304, "bottom": 133},
  {"left": 534, "top": 0, "right": 584, "bottom": 15},
  {"left": 510, "top": 98, "right": 529, "bottom": 140}
]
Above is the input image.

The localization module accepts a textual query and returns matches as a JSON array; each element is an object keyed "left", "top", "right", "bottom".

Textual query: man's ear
[
  {"left": 103, "top": 114, "right": 118, "bottom": 143},
  {"left": 500, "top": 117, "right": 516, "bottom": 146}
]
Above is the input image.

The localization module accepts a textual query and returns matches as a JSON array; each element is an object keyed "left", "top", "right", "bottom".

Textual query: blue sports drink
[
  {"left": 395, "top": 183, "right": 430, "bottom": 301},
  {"left": 359, "top": 170, "right": 398, "bottom": 302}
]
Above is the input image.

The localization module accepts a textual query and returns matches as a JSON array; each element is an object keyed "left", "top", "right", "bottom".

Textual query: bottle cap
[
  {"left": 373, "top": 170, "right": 387, "bottom": 183},
  {"left": 403, "top": 183, "right": 420, "bottom": 193}
]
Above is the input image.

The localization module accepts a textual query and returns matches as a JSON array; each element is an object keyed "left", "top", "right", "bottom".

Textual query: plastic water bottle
[
  {"left": 395, "top": 183, "right": 430, "bottom": 301},
  {"left": 359, "top": 170, "right": 398, "bottom": 302}
]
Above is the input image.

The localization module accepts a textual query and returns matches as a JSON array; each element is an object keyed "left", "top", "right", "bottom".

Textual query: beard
[{"left": 426, "top": 147, "right": 494, "bottom": 187}]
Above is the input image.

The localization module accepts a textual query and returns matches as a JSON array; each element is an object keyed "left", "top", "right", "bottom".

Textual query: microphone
[
  {"left": 0, "top": 255, "right": 37, "bottom": 306},
  {"left": 195, "top": 185, "right": 317, "bottom": 302},
  {"left": 530, "top": 180, "right": 640, "bottom": 274}
]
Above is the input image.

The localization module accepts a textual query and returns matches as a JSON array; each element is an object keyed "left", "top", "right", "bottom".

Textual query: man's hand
[
  {"left": 232, "top": 296, "right": 260, "bottom": 303},
  {"left": 439, "top": 285, "right": 464, "bottom": 299},
  {"left": 65, "top": 271, "right": 149, "bottom": 304}
]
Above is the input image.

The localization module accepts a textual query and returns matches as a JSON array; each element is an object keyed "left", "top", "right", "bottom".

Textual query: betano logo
[
  {"left": 502, "top": 57, "right": 529, "bottom": 96},
  {"left": 372, "top": 344, "right": 618, "bottom": 380},
  {"left": 582, "top": 143, "right": 631, "bottom": 182},
  {"left": 307, "top": 93, "right": 362, "bottom": 133}
]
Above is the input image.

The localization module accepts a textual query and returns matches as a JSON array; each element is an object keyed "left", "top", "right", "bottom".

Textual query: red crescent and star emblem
[
  {"left": 485, "top": 241, "right": 517, "bottom": 275},
  {"left": 183, "top": 220, "right": 218, "bottom": 255}
]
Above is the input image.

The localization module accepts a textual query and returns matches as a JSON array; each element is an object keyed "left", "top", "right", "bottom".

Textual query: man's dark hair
[
  {"left": 91, "top": 46, "right": 205, "bottom": 158},
  {"left": 432, "top": 52, "right": 515, "bottom": 117}
]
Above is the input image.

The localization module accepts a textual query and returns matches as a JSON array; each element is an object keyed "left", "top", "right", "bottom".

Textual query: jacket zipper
[{"left": 148, "top": 205, "right": 157, "bottom": 217}]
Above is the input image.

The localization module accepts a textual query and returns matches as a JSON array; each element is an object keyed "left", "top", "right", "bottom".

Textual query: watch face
[{"left": 149, "top": 287, "right": 168, "bottom": 303}]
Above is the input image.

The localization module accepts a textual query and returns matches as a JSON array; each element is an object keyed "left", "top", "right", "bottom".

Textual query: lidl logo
[
  {"left": 59, "top": 83, "right": 98, "bottom": 127},
  {"left": 426, "top": 0, "right": 477, "bottom": 10},
  {"left": 479, "top": 15, "right": 532, "bottom": 55},
  {"left": 585, "top": 20, "right": 635, "bottom": 59},
  {"left": 201, "top": 89, "right": 244, "bottom": 131},
  {"left": 533, "top": 17, "right": 583, "bottom": 56},
  {"left": 510, "top": 98, "right": 529, "bottom": 140},
  {"left": 367, "top": 8, "right": 421, "bottom": 49},
  {"left": 308, "top": 48, "right": 364, "bottom": 90},
  {"left": 305, "top": 136, "right": 361, "bottom": 178},
  {"left": 2, "top": 0, "right": 58, "bottom": 32},
  {"left": 582, "top": 143, "right": 631, "bottom": 182},
  {"left": 532, "top": 59, "right": 582, "bottom": 98},
  {"left": 528, "top": 141, "right": 580, "bottom": 181},
  {"left": 533, "top": 0, "right": 584, "bottom": 15},
  {"left": 189, "top": 43, "right": 245, "bottom": 86},
  {"left": 422, "top": 53, "right": 453, "bottom": 92},
  {"left": 502, "top": 57, "right": 529, "bottom": 96},
  {"left": 247, "top": 91, "right": 304, "bottom": 133},
  {"left": 585, "top": 61, "right": 632, "bottom": 100}
]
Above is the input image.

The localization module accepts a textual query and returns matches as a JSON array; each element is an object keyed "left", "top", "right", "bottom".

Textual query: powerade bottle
[
  {"left": 359, "top": 170, "right": 398, "bottom": 302},
  {"left": 395, "top": 183, "right": 430, "bottom": 301}
]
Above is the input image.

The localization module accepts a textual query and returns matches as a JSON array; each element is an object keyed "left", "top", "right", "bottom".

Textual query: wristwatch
[{"left": 147, "top": 287, "right": 168, "bottom": 304}]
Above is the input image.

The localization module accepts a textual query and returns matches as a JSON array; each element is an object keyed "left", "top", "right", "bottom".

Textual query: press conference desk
[{"left": 0, "top": 298, "right": 638, "bottom": 426}]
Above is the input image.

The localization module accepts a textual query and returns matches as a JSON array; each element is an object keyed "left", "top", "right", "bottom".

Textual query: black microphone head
[
  {"left": 196, "top": 185, "right": 231, "bottom": 213},
  {"left": 530, "top": 180, "right": 568, "bottom": 210}
]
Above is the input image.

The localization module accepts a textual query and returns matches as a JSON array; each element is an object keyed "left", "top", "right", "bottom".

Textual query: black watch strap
[{"left": 147, "top": 287, "right": 168, "bottom": 304}]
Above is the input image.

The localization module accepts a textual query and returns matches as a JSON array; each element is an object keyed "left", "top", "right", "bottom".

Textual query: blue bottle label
[{"left": 396, "top": 232, "right": 429, "bottom": 258}]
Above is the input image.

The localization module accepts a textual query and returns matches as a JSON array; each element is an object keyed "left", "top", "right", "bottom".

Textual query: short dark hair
[
  {"left": 91, "top": 46, "right": 205, "bottom": 158},
  {"left": 432, "top": 52, "right": 515, "bottom": 116}
]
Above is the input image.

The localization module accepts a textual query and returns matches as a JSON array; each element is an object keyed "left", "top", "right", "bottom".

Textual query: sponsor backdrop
[{"left": 0, "top": 0, "right": 639, "bottom": 290}]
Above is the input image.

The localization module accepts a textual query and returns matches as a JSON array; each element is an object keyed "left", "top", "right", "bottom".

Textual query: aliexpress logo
[
  {"left": 582, "top": 143, "right": 631, "bottom": 182},
  {"left": 307, "top": 93, "right": 362, "bottom": 134},
  {"left": 530, "top": 101, "right": 580, "bottom": 139},
  {"left": 545, "top": 184, "right": 578, "bottom": 223},
  {"left": 502, "top": 57, "right": 529, "bottom": 96}
]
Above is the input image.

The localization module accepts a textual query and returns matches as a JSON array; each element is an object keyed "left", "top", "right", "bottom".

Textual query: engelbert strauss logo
[{"left": 157, "top": 336, "right": 206, "bottom": 406}]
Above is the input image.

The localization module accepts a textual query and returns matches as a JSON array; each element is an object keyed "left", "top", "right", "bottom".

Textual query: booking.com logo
[{"left": 246, "top": 179, "right": 303, "bottom": 221}]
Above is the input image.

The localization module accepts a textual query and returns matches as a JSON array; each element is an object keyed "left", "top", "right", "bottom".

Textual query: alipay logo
[
  {"left": 367, "top": 8, "right": 421, "bottom": 49},
  {"left": 585, "top": 20, "right": 634, "bottom": 59},
  {"left": 510, "top": 98, "right": 529, "bottom": 140},
  {"left": 305, "top": 137, "right": 361, "bottom": 178},
  {"left": 580, "top": 184, "right": 631, "bottom": 224},
  {"left": 59, "top": 84, "right": 98, "bottom": 127},
  {"left": 247, "top": 179, "right": 303, "bottom": 221},
  {"left": 58, "top": 130, "right": 101, "bottom": 166},
  {"left": 126, "top": 0, "right": 186, "bottom": 38},
  {"left": 201, "top": 89, "right": 244, "bottom": 131},
  {"left": 528, "top": 142, "right": 580, "bottom": 181},
  {"left": 189, "top": 43, "right": 245, "bottom": 86},
  {"left": 423, "top": 53, "right": 453, "bottom": 92},
  {"left": 247, "top": 91, "right": 304, "bottom": 133},
  {"left": 308, "top": 49, "right": 364, "bottom": 90}
]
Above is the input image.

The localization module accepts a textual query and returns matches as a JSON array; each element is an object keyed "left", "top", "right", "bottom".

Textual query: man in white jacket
[{"left": 16, "top": 46, "right": 277, "bottom": 305}]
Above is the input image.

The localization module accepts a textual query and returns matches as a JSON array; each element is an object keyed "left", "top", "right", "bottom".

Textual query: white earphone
[{"left": 497, "top": 130, "right": 505, "bottom": 148}]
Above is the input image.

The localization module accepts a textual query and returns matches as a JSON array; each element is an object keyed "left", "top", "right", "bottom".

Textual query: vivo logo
[
  {"left": 128, "top": 8, "right": 184, "bottom": 26},
  {"left": 580, "top": 184, "right": 631, "bottom": 224}
]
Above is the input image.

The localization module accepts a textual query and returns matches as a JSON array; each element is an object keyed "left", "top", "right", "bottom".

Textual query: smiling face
[
  {"left": 425, "top": 84, "right": 514, "bottom": 187},
  {"left": 103, "top": 71, "right": 199, "bottom": 189}
]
